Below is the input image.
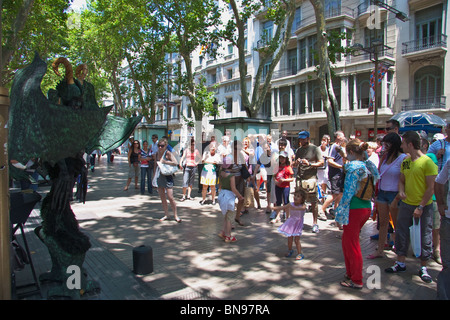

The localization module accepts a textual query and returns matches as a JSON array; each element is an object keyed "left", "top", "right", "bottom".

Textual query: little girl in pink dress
[{"left": 273, "top": 189, "right": 307, "bottom": 260}]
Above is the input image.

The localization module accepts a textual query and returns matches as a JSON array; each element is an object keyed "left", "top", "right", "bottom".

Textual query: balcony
[
  {"left": 272, "top": 67, "right": 297, "bottom": 80},
  {"left": 402, "top": 35, "right": 447, "bottom": 60},
  {"left": 401, "top": 96, "right": 447, "bottom": 111},
  {"left": 295, "top": 5, "right": 354, "bottom": 34}
]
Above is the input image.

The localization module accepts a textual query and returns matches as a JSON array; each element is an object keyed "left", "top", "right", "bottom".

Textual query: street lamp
[
  {"left": 351, "top": 39, "right": 391, "bottom": 140},
  {"left": 371, "top": 0, "right": 409, "bottom": 22}
]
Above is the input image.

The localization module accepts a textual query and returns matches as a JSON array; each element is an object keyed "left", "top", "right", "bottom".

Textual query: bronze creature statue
[{"left": 8, "top": 53, "right": 141, "bottom": 299}]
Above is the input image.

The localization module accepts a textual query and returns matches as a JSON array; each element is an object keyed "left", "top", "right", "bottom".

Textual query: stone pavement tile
[{"left": 13, "top": 154, "right": 443, "bottom": 300}]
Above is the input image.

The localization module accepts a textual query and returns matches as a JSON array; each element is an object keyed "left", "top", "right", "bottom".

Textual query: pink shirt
[{"left": 185, "top": 148, "right": 200, "bottom": 167}]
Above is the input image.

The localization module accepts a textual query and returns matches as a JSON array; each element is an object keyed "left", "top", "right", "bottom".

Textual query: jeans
[
  {"left": 140, "top": 166, "right": 152, "bottom": 194},
  {"left": 437, "top": 216, "right": 450, "bottom": 299},
  {"left": 396, "top": 201, "right": 433, "bottom": 261},
  {"left": 275, "top": 185, "right": 290, "bottom": 206}
]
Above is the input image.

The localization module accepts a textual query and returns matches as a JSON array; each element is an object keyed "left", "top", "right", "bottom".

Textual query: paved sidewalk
[{"left": 13, "top": 154, "right": 442, "bottom": 300}]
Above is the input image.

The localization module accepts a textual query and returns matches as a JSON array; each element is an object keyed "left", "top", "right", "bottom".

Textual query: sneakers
[
  {"left": 419, "top": 267, "right": 432, "bottom": 283},
  {"left": 318, "top": 212, "right": 327, "bottom": 221},
  {"left": 312, "top": 224, "right": 319, "bottom": 233},
  {"left": 385, "top": 262, "right": 406, "bottom": 273},
  {"left": 385, "top": 263, "right": 433, "bottom": 283}
]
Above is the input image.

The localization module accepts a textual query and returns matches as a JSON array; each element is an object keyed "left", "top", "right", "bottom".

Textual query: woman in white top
[{"left": 368, "top": 133, "right": 407, "bottom": 259}]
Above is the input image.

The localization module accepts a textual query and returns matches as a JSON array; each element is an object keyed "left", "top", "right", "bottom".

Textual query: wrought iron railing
[
  {"left": 401, "top": 96, "right": 446, "bottom": 111},
  {"left": 402, "top": 34, "right": 447, "bottom": 55}
]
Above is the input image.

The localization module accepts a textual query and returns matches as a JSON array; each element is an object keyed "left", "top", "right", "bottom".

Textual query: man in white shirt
[{"left": 435, "top": 159, "right": 450, "bottom": 299}]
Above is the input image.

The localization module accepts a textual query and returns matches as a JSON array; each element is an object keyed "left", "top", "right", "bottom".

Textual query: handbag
[
  {"left": 300, "top": 178, "right": 317, "bottom": 194},
  {"left": 410, "top": 217, "right": 421, "bottom": 258},
  {"left": 157, "top": 150, "right": 179, "bottom": 176},
  {"left": 241, "top": 165, "right": 251, "bottom": 179}
]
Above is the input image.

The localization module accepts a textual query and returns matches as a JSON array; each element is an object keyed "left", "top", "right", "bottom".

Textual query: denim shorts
[{"left": 376, "top": 189, "right": 398, "bottom": 205}]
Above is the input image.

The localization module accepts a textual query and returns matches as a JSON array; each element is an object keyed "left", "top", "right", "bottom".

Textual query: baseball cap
[
  {"left": 279, "top": 151, "right": 288, "bottom": 158},
  {"left": 298, "top": 131, "right": 310, "bottom": 139},
  {"left": 433, "top": 133, "right": 445, "bottom": 141}
]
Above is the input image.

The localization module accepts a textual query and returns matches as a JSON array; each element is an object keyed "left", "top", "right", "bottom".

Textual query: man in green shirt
[{"left": 385, "top": 131, "right": 438, "bottom": 283}]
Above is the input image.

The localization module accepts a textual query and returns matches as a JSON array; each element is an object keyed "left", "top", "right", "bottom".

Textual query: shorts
[
  {"left": 329, "top": 173, "right": 343, "bottom": 194},
  {"left": 182, "top": 166, "right": 197, "bottom": 187},
  {"left": 433, "top": 201, "right": 441, "bottom": 229},
  {"left": 376, "top": 189, "right": 398, "bottom": 205},
  {"left": 256, "top": 167, "right": 267, "bottom": 182},
  {"left": 128, "top": 163, "right": 140, "bottom": 178},
  {"left": 317, "top": 168, "right": 327, "bottom": 185},
  {"left": 156, "top": 171, "right": 174, "bottom": 189},
  {"left": 225, "top": 210, "right": 237, "bottom": 223}
]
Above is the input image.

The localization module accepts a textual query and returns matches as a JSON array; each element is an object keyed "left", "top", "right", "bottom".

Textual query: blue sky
[{"left": 70, "top": 0, "right": 87, "bottom": 12}]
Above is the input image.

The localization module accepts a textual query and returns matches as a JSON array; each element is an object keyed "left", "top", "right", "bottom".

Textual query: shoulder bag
[{"left": 157, "top": 150, "right": 179, "bottom": 176}]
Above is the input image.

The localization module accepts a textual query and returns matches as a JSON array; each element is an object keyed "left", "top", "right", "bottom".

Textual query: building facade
[{"left": 153, "top": 0, "right": 449, "bottom": 146}]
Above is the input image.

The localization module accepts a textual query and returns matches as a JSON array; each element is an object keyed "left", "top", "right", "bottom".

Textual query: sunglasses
[
  {"left": 158, "top": 144, "right": 165, "bottom": 148},
  {"left": 385, "top": 127, "right": 394, "bottom": 131}
]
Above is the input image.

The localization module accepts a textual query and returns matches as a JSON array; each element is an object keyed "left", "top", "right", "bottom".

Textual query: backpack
[{"left": 355, "top": 167, "right": 375, "bottom": 201}]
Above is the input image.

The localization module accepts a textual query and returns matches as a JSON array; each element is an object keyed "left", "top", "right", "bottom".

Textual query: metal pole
[{"left": 0, "top": 86, "right": 11, "bottom": 300}]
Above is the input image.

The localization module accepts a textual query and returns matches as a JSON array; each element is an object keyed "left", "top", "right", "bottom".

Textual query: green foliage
[{"left": 1, "top": 0, "right": 71, "bottom": 86}]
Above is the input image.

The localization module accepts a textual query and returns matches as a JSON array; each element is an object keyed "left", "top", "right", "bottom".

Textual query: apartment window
[
  {"left": 414, "top": 66, "right": 442, "bottom": 102},
  {"left": 262, "top": 58, "right": 272, "bottom": 80},
  {"left": 415, "top": 4, "right": 442, "bottom": 47},
  {"left": 293, "top": 7, "right": 302, "bottom": 32},
  {"left": 287, "top": 48, "right": 297, "bottom": 75},
  {"left": 308, "top": 80, "right": 322, "bottom": 112},
  {"left": 280, "top": 87, "right": 290, "bottom": 116},
  {"left": 226, "top": 97, "right": 233, "bottom": 113},
  {"left": 364, "top": 22, "right": 385, "bottom": 47},
  {"left": 357, "top": 73, "right": 371, "bottom": 110},
  {"left": 299, "top": 83, "right": 306, "bottom": 114},
  {"left": 308, "top": 35, "right": 317, "bottom": 67},
  {"left": 325, "top": 0, "right": 341, "bottom": 17},
  {"left": 299, "top": 38, "right": 306, "bottom": 70},
  {"left": 227, "top": 69, "right": 233, "bottom": 80},
  {"left": 262, "top": 20, "right": 274, "bottom": 45},
  {"left": 228, "top": 44, "right": 234, "bottom": 55}
]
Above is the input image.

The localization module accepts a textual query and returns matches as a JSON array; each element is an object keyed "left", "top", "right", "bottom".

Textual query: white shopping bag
[{"left": 409, "top": 217, "right": 421, "bottom": 258}]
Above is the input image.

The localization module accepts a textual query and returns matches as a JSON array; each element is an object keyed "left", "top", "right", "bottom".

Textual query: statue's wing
[
  {"left": 85, "top": 114, "right": 143, "bottom": 154},
  {"left": 8, "top": 53, "right": 111, "bottom": 164}
]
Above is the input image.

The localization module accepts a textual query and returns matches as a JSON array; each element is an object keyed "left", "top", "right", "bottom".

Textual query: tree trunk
[
  {"left": 126, "top": 55, "right": 147, "bottom": 117},
  {"left": 110, "top": 68, "right": 124, "bottom": 116},
  {"left": 229, "top": 0, "right": 296, "bottom": 119},
  {"left": 311, "top": 0, "right": 341, "bottom": 134}
]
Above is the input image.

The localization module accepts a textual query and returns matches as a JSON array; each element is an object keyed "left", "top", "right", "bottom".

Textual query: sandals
[
  {"left": 235, "top": 218, "right": 244, "bottom": 226},
  {"left": 285, "top": 250, "right": 294, "bottom": 257},
  {"left": 199, "top": 200, "right": 206, "bottom": 205},
  {"left": 180, "top": 196, "right": 186, "bottom": 202},
  {"left": 295, "top": 253, "right": 305, "bottom": 261},
  {"left": 225, "top": 236, "right": 237, "bottom": 243},
  {"left": 159, "top": 216, "right": 169, "bottom": 221},
  {"left": 366, "top": 253, "right": 383, "bottom": 260},
  {"left": 340, "top": 280, "right": 363, "bottom": 290},
  {"left": 175, "top": 217, "right": 182, "bottom": 223}
]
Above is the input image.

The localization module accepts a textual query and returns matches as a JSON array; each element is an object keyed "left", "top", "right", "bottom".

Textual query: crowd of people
[{"left": 120, "top": 122, "right": 449, "bottom": 297}]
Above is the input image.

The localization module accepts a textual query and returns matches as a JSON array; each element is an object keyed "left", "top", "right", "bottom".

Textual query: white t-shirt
[{"left": 435, "top": 159, "right": 450, "bottom": 218}]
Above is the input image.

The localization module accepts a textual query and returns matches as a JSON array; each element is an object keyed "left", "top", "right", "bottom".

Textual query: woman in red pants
[{"left": 334, "top": 139, "right": 380, "bottom": 289}]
